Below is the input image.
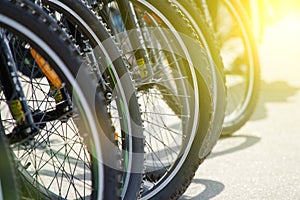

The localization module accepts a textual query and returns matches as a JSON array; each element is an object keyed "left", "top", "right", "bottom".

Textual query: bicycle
[
  {"left": 0, "top": 126, "right": 19, "bottom": 200},
  {"left": 89, "top": 0, "right": 226, "bottom": 198},
  {"left": 241, "top": 0, "right": 268, "bottom": 41},
  {"left": 39, "top": 0, "right": 145, "bottom": 198},
  {"left": 194, "top": 0, "right": 261, "bottom": 135},
  {"left": 0, "top": 0, "right": 123, "bottom": 198}
]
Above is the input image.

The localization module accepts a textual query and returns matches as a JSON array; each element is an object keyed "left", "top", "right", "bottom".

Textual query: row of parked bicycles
[{"left": 0, "top": 0, "right": 261, "bottom": 199}]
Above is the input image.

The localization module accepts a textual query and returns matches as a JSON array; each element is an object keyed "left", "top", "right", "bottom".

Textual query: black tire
[
  {"left": 240, "top": 0, "right": 265, "bottom": 41},
  {"left": 0, "top": 127, "right": 19, "bottom": 200},
  {"left": 41, "top": 0, "right": 145, "bottom": 199},
  {"left": 134, "top": 1, "right": 225, "bottom": 199},
  {"left": 170, "top": 0, "right": 227, "bottom": 159},
  {"left": 0, "top": 0, "right": 121, "bottom": 199},
  {"left": 203, "top": 0, "right": 261, "bottom": 135},
  {"left": 95, "top": 0, "right": 221, "bottom": 199}
]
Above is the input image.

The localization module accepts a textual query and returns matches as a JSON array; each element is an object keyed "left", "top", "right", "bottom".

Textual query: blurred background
[
  {"left": 258, "top": 0, "right": 300, "bottom": 86},
  {"left": 265, "top": 0, "right": 300, "bottom": 19}
]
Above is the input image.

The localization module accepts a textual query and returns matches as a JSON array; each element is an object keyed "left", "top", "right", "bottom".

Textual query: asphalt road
[{"left": 180, "top": 13, "right": 300, "bottom": 200}]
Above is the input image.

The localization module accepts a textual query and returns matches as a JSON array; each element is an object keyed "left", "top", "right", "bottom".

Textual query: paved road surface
[{"left": 180, "top": 13, "right": 300, "bottom": 200}]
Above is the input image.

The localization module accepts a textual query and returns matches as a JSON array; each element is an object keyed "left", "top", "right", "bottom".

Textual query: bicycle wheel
[
  {"left": 240, "top": 0, "right": 266, "bottom": 41},
  {"left": 0, "top": 126, "right": 19, "bottom": 200},
  {"left": 0, "top": 0, "right": 121, "bottom": 199},
  {"left": 203, "top": 0, "right": 261, "bottom": 135},
  {"left": 169, "top": 0, "right": 226, "bottom": 156},
  {"left": 92, "top": 0, "right": 222, "bottom": 198},
  {"left": 40, "top": 0, "right": 144, "bottom": 198}
]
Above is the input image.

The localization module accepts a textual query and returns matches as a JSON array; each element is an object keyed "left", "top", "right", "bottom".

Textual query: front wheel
[
  {"left": 110, "top": 0, "right": 217, "bottom": 199},
  {"left": 0, "top": 0, "right": 121, "bottom": 198},
  {"left": 209, "top": 0, "right": 261, "bottom": 135},
  {"left": 0, "top": 128, "right": 19, "bottom": 200}
]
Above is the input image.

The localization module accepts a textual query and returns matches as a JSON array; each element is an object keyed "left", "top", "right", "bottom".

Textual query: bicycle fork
[
  {"left": 95, "top": 0, "right": 154, "bottom": 79},
  {"left": 0, "top": 30, "right": 72, "bottom": 144},
  {"left": 0, "top": 30, "right": 36, "bottom": 144}
]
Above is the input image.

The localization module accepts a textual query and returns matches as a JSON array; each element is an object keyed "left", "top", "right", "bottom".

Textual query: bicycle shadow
[
  {"left": 250, "top": 80, "right": 300, "bottom": 121},
  {"left": 208, "top": 134, "right": 260, "bottom": 159},
  {"left": 178, "top": 80, "right": 297, "bottom": 199},
  {"left": 179, "top": 134, "right": 260, "bottom": 200},
  {"left": 179, "top": 179, "right": 225, "bottom": 200}
]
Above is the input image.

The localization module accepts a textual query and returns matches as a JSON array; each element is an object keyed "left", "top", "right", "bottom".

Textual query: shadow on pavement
[
  {"left": 180, "top": 81, "right": 298, "bottom": 199},
  {"left": 250, "top": 80, "right": 300, "bottom": 121},
  {"left": 209, "top": 134, "right": 260, "bottom": 159},
  {"left": 180, "top": 179, "right": 224, "bottom": 200},
  {"left": 179, "top": 135, "right": 260, "bottom": 199}
]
